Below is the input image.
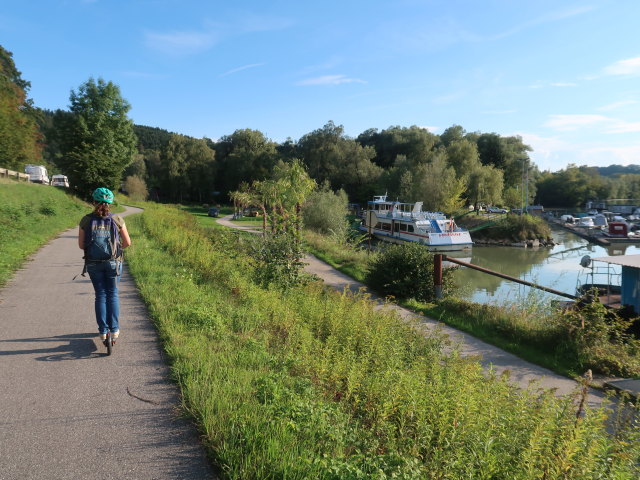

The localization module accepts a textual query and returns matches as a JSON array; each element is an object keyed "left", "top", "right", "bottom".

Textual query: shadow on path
[{"left": 0, "top": 332, "right": 100, "bottom": 360}]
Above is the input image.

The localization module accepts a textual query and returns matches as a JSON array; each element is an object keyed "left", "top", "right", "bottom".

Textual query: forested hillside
[{"left": 3, "top": 43, "right": 639, "bottom": 210}]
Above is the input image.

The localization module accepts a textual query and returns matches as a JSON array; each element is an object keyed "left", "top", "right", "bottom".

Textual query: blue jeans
[{"left": 87, "top": 260, "right": 121, "bottom": 335}]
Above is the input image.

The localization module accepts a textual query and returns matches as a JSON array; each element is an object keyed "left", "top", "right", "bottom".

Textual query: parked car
[
  {"left": 207, "top": 207, "right": 219, "bottom": 218},
  {"left": 487, "top": 207, "right": 507, "bottom": 214}
]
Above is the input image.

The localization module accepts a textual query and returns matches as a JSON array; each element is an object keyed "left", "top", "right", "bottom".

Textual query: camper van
[
  {"left": 50, "top": 175, "right": 69, "bottom": 188},
  {"left": 24, "top": 165, "right": 49, "bottom": 184}
]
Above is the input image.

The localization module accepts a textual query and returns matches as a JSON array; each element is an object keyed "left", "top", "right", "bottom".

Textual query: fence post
[{"left": 434, "top": 254, "right": 443, "bottom": 299}]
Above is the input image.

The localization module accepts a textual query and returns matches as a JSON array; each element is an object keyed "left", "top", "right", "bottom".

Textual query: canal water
[{"left": 451, "top": 225, "right": 640, "bottom": 306}]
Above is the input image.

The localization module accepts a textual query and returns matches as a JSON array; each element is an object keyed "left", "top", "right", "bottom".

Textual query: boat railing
[{"left": 575, "top": 262, "right": 622, "bottom": 305}]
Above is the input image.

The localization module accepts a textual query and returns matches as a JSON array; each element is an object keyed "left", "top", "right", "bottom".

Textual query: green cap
[{"left": 92, "top": 187, "right": 114, "bottom": 204}]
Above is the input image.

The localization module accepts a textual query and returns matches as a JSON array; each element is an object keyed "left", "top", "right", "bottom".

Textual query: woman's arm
[
  {"left": 78, "top": 227, "right": 85, "bottom": 250},
  {"left": 120, "top": 224, "right": 132, "bottom": 249}
]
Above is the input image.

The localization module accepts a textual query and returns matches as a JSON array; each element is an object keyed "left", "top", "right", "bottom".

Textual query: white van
[
  {"left": 24, "top": 165, "right": 49, "bottom": 184},
  {"left": 51, "top": 174, "right": 69, "bottom": 188}
]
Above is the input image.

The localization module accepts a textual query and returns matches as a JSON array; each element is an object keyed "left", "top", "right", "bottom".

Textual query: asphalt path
[
  {"left": 217, "top": 215, "right": 608, "bottom": 407},
  {"left": 0, "top": 206, "right": 215, "bottom": 480}
]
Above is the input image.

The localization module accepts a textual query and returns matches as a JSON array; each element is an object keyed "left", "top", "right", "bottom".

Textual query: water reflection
[{"left": 454, "top": 226, "right": 640, "bottom": 305}]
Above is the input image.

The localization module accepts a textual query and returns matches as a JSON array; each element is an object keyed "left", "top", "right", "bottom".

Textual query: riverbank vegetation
[
  {"left": 297, "top": 216, "right": 640, "bottom": 379},
  {"left": 0, "top": 179, "right": 88, "bottom": 287},
  {"left": 460, "top": 214, "right": 553, "bottom": 244},
  {"left": 125, "top": 202, "right": 640, "bottom": 479}
]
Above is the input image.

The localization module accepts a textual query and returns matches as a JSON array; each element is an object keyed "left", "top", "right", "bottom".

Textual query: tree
[
  {"left": 214, "top": 129, "right": 278, "bottom": 196},
  {"left": 357, "top": 125, "right": 439, "bottom": 169},
  {"left": 298, "top": 121, "right": 381, "bottom": 201},
  {"left": 467, "top": 164, "right": 504, "bottom": 212},
  {"left": 0, "top": 45, "right": 42, "bottom": 170},
  {"left": 123, "top": 175, "right": 148, "bottom": 201},
  {"left": 302, "top": 183, "right": 350, "bottom": 239},
  {"left": 445, "top": 138, "right": 481, "bottom": 179},
  {"left": 52, "top": 78, "right": 137, "bottom": 197},
  {"left": 156, "top": 134, "right": 215, "bottom": 202},
  {"left": 439, "top": 124, "right": 466, "bottom": 147}
]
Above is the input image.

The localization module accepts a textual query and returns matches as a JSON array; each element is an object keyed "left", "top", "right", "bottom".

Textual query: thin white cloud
[
  {"left": 544, "top": 114, "right": 640, "bottom": 134},
  {"left": 584, "top": 145, "right": 640, "bottom": 165},
  {"left": 296, "top": 75, "right": 365, "bottom": 86},
  {"left": 515, "top": 131, "right": 640, "bottom": 171},
  {"left": 220, "top": 63, "right": 265, "bottom": 77},
  {"left": 492, "top": 6, "right": 595, "bottom": 40},
  {"left": 529, "top": 81, "right": 578, "bottom": 89},
  {"left": 603, "top": 56, "right": 640, "bottom": 76},
  {"left": 598, "top": 100, "right": 638, "bottom": 111},
  {"left": 145, "top": 30, "right": 218, "bottom": 55},
  {"left": 420, "top": 126, "right": 440, "bottom": 133},
  {"left": 544, "top": 114, "right": 610, "bottom": 131}
]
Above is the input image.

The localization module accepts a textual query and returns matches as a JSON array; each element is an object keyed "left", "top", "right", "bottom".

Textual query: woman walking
[{"left": 78, "top": 188, "right": 131, "bottom": 346}]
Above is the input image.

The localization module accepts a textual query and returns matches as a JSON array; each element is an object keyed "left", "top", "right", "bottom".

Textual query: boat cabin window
[
  {"left": 407, "top": 225, "right": 414, "bottom": 233},
  {"left": 394, "top": 223, "right": 400, "bottom": 232},
  {"left": 399, "top": 223, "right": 407, "bottom": 232},
  {"left": 381, "top": 222, "right": 391, "bottom": 231}
]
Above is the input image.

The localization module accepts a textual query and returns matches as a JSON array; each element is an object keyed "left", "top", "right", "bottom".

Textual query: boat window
[
  {"left": 381, "top": 223, "right": 391, "bottom": 231},
  {"left": 375, "top": 222, "right": 381, "bottom": 229},
  {"left": 394, "top": 223, "right": 400, "bottom": 232},
  {"left": 408, "top": 225, "right": 414, "bottom": 233},
  {"left": 400, "top": 223, "right": 407, "bottom": 232}
]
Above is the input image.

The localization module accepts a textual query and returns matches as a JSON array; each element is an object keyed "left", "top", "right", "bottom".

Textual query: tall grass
[
  {"left": 125, "top": 202, "right": 640, "bottom": 479},
  {"left": 0, "top": 179, "right": 88, "bottom": 287},
  {"left": 303, "top": 229, "right": 372, "bottom": 282}
]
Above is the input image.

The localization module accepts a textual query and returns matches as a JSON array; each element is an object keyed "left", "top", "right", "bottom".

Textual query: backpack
[{"left": 84, "top": 213, "right": 122, "bottom": 263}]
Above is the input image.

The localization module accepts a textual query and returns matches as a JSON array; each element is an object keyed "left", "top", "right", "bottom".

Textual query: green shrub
[
  {"left": 365, "top": 242, "right": 457, "bottom": 302},
  {"left": 474, "top": 214, "right": 552, "bottom": 241},
  {"left": 302, "top": 184, "right": 349, "bottom": 240},
  {"left": 250, "top": 233, "right": 309, "bottom": 289}
]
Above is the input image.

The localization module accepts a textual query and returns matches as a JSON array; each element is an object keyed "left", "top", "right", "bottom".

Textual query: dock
[{"left": 548, "top": 217, "right": 640, "bottom": 245}]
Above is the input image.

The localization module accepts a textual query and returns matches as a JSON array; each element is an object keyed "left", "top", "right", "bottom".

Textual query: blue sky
[{"left": 2, "top": 0, "right": 640, "bottom": 172}]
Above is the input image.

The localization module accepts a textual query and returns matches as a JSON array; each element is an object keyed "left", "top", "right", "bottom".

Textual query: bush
[
  {"left": 302, "top": 184, "right": 349, "bottom": 240},
  {"left": 472, "top": 214, "right": 552, "bottom": 242},
  {"left": 251, "top": 233, "right": 309, "bottom": 289},
  {"left": 366, "top": 242, "right": 457, "bottom": 302},
  {"left": 123, "top": 175, "right": 148, "bottom": 201}
]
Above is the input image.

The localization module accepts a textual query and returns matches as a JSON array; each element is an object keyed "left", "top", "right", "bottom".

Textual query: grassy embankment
[
  {"left": 124, "top": 201, "right": 639, "bottom": 479},
  {"left": 0, "top": 179, "right": 88, "bottom": 287}
]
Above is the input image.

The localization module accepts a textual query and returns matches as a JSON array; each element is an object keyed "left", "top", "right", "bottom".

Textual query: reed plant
[{"left": 124, "top": 201, "right": 639, "bottom": 479}]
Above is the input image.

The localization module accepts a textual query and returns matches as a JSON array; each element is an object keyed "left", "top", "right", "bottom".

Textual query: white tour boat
[{"left": 359, "top": 195, "right": 473, "bottom": 251}]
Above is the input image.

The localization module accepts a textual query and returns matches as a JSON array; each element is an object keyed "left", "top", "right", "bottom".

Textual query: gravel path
[{"left": 0, "top": 206, "right": 215, "bottom": 480}]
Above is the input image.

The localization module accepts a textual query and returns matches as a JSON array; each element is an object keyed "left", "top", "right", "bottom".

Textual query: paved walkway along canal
[
  {"left": 0, "top": 206, "right": 215, "bottom": 480},
  {"left": 216, "top": 215, "right": 626, "bottom": 407}
]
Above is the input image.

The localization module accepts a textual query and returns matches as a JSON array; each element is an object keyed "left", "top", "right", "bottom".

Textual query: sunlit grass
[
  {"left": 124, "top": 201, "right": 640, "bottom": 479},
  {"left": 0, "top": 179, "right": 88, "bottom": 287}
]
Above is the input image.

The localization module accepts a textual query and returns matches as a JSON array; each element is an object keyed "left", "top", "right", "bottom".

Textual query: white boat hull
[{"left": 359, "top": 226, "right": 473, "bottom": 251}]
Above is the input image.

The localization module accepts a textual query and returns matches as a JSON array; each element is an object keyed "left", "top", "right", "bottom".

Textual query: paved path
[
  {"left": 0, "top": 206, "right": 215, "bottom": 480},
  {"left": 217, "top": 215, "right": 609, "bottom": 407}
]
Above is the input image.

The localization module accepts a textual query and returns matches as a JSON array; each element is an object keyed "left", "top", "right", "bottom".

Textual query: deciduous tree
[
  {"left": 0, "top": 45, "right": 42, "bottom": 170},
  {"left": 52, "top": 78, "right": 137, "bottom": 197}
]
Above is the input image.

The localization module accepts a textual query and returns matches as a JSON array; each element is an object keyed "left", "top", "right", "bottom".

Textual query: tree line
[{"left": 2, "top": 43, "right": 638, "bottom": 210}]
